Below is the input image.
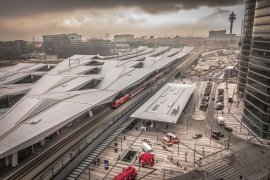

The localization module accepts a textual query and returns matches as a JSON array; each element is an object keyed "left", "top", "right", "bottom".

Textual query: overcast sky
[{"left": 0, "top": 0, "right": 244, "bottom": 41}]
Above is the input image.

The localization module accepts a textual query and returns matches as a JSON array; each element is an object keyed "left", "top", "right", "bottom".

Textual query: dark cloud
[
  {"left": 0, "top": 0, "right": 244, "bottom": 17},
  {"left": 200, "top": 7, "right": 231, "bottom": 21}
]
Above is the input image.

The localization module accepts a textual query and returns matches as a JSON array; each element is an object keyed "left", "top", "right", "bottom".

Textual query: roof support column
[
  {"left": 41, "top": 139, "right": 45, "bottom": 146},
  {"left": 12, "top": 152, "right": 18, "bottom": 167},
  {"left": 32, "top": 145, "right": 35, "bottom": 154},
  {"left": 89, "top": 110, "right": 93, "bottom": 117},
  {"left": 5, "top": 155, "right": 11, "bottom": 166}
]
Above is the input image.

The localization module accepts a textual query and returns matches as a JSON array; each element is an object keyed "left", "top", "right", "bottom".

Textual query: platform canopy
[
  {"left": 131, "top": 83, "right": 195, "bottom": 123},
  {"left": 0, "top": 46, "right": 194, "bottom": 159}
]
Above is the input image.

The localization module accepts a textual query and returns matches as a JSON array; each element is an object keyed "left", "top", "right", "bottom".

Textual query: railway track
[
  {"left": 3, "top": 108, "right": 113, "bottom": 180},
  {"left": 3, "top": 48, "right": 203, "bottom": 180}
]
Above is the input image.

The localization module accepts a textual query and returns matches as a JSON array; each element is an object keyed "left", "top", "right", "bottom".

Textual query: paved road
[{"left": 204, "top": 82, "right": 243, "bottom": 145}]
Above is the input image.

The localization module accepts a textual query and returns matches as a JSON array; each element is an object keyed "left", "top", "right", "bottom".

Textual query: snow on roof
[
  {"left": 131, "top": 83, "right": 195, "bottom": 123},
  {"left": 0, "top": 46, "right": 194, "bottom": 158}
]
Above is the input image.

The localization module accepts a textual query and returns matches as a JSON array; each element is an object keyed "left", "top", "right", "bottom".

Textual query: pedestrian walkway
[
  {"left": 230, "top": 141, "right": 250, "bottom": 152},
  {"left": 70, "top": 117, "right": 229, "bottom": 180},
  {"left": 66, "top": 118, "right": 137, "bottom": 180},
  {"left": 201, "top": 158, "right": 240, "bottom": 180}
]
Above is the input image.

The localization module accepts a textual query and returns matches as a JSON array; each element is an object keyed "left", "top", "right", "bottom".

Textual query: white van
[
  {"left": 142, "top": 142, "right": 154, "bottom": 154},
  {"left": 216, "top": 116, "right": 225, "bottom": 126}
]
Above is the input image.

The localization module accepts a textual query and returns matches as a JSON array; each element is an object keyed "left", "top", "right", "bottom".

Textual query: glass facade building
[
  {"left": 238, "top": 0, "right": 256, "bottom": 94},
  {"left": 241, "top": 0, "right": 270, "bottom": 139},
  {"left": 43, "top": 33, "right": 112, "bottom": 58}
]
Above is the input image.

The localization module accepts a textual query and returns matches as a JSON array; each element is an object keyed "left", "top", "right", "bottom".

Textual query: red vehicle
[
  {"left": 111, "top": 71, "right": 168, "bottom": 109},
  {"left": 162, "top": 137, "right": 173, "bottom": 146},
  {"left": 166, "top": 133, "right": 179, "bottom": 144},
  {"left": 113, "top": 166, "right": 138, "bottom": 180},
  {"left": 111, "top": 94, "right": 130, "bottom": 108}
]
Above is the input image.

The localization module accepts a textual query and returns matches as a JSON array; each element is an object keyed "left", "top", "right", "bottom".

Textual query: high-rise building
[
  {"left": 43, "top": 33, "right": 111, "bottom": 58},
  {"left": 0, "top": 40, "right": 28, "bottom": 60},
  {"left": 43, "top": 33, "right": 82, "bottom": 57},
  {"left": 113, "top": 34, "right": 134, "bottom": 43},
  {"left": 238, "top": 0, "right": 256, "bottom": 95},
  {"left": 239, "top": 0, "right": 270, "bottom": 139}
]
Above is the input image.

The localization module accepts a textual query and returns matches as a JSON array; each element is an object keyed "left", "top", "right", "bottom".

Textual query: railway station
[
  {"left": 65, "top": 80, "right": 228, "bottom": 180},
  {"left": 0, "top": 46, "right": 193, "bottom": 168}
]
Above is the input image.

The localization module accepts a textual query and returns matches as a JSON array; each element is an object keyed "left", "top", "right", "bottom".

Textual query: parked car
[
  {"left": 224, "top": 126, "right": 233, "bottom": 132},
  {"left": 217, "top": 98, "right": 224, "bottom": 102},
  {"left": 142, "top": 143, "right": 154, "bottom": 154},
  {"left": 218, "top": 95, "right": 224, "bottom": 98},
  {"left": 166, "top": 133, "right": 179, "bottom": 144},
  {"left": 213, "top": 131, "right": 224, "bottom": 137},
  {"left": 215, "top": 106, "right": 223, "bottom": 110},
  {"left": 216, "top": 116, "right": 225, "bottom": 126},
  {"left": 211, "top": 134, "right": 220, "bottom": 140},
  {"left": 162, "top": 137, "right": 173, "bottom": 146},
  {"left": 216, "top": 103, "right": 224, "bottom": 107},
  {"left": 192, "top": 133, "right": 202, "bottom": 139}
]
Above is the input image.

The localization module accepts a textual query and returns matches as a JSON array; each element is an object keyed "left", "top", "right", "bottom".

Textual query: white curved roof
[
  {"left": 131, "top": 83, "right": 195, "bottom": 123},
  {"left": 0, "top": 46, "right": 193, "bottom": 158}
]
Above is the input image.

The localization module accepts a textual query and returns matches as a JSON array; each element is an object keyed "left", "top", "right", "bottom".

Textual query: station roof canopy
[
  {"left": 0, "top": 46, "right": 193, "bottom": 159},
  {"left": 131, "top": 83, "right": 195, "bottom": 123}
]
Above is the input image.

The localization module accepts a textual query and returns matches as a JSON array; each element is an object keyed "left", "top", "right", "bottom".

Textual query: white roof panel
[
  {"left": 131, "top": 83, "right": 195, "bottom": 123},
  {"left": 0, "top": 101, "right": 91, "bottom": 157},
  {"left": 0, "top": 97, "right": 41, "bottom": 138},
  {"left": 105, "top": 68, "right": 155, "bottom": 91}
]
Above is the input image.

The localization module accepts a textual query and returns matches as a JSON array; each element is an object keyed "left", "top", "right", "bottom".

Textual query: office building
[
  {"left": 113, "top": 34, "right": 134, "bottom": 43},
  {"left": 43, "top": 33, "right": 111, "bottom": 58},
  {"left": 238, "top": 0, "right": 256, "bottom": 94},
  {"left": 0, "top": 40, "right": 28, "bottom": 60},
  {"left": 240, "top": 0, "right": 270, "bottom": 139}
]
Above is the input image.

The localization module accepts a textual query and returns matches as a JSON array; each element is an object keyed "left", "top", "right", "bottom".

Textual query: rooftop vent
[{"left": 30, "top": 118, "right": 42, "bottom": 125}]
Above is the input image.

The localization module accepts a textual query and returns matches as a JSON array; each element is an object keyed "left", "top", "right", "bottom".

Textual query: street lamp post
[
  {"left": 163, "top": 169, "right": 165, "bottom": 180},
  {"left": 210, "top": 127, "right": 212, "bottom": 144},
  {"left": 156, "top": 124, "right": 159, "bottom": 141},
  {"left": 193, "top": 145, "right": 197, "bottom": 167},
  {"left": 121, "top": 134, "right": 122, "bottom": 153},
  {"left": 178, "top": 143, "right": 179, "bottom": 156},
  {"left": 89, "top": 167, "right": 91, "bottom": 180},
  {"left": 240, "top": 118, "right": 243, "bottom": 132},
  {"left": 227, "top": 132, "right": 231, "bottom": 151}
]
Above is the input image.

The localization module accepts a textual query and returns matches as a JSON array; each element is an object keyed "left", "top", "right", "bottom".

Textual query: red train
[
  {"left": 111, "top": 68, "right": 172, "bottom": 109},
  {"left": 111, "top": 94, "right": 130, "bottom": 108}
]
